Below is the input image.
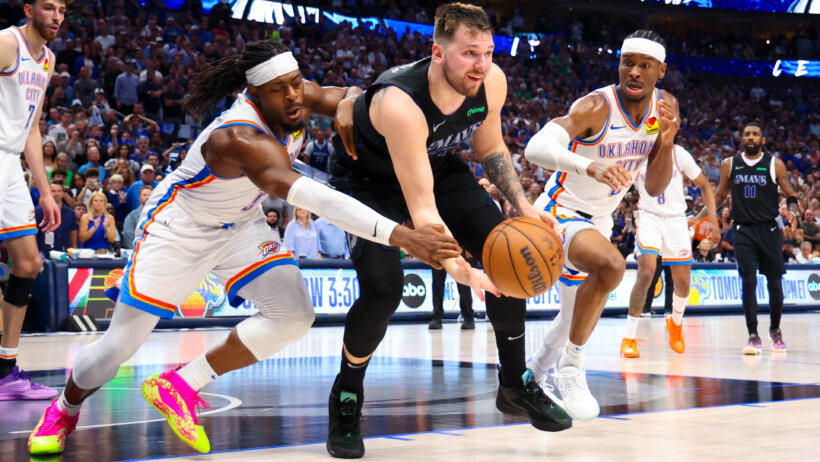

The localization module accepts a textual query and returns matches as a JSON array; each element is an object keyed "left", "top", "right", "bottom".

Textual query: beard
[
  {"left": 744, "top": 141, "right": 762, "bottom": 156},
  {"left": 441, "top": 59, "right": 482, "bottom": 97},
  {"left": 31, "top": 16, "right": 59, "bottom": 42}
]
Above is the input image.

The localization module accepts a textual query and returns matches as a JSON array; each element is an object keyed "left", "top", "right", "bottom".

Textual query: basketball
[{"left": 482, "top": 217, "right": 564, "bottom": 299}]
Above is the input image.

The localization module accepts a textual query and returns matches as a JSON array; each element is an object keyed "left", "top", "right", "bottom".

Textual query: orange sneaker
[
  {"left": 666, "top": 317, "right": 685, "bottom": 353},
  {"left": 620, "top": 338, "right": 640, "bottom": 358}
]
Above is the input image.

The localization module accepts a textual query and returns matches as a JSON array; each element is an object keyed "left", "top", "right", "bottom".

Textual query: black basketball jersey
[
  {"left": 330, "top": 57, "right": 489, "bottom": 188},
  {"left": 729, "top": 152, "right": 778, "bottom": 224}
]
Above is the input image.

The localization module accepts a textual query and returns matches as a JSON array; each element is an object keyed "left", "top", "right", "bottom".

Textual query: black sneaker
[
  {"left": 428, "top": 318, "right": 442, "bottom": 330},
  {"left": 327, "top": 387, "right": 365, "bottom": 459},
  {"left": 461, "top": 318, "right": 475, "bottom": 330},
  {"left": 495, "top": 367, "right": 572, "bottom": 432}
]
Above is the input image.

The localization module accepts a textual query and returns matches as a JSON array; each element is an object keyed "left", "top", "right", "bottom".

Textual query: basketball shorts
[
  {"left": 733, "top": 220, "right": 785, "bottom": 278},
  {"left": 534, "top": 194, "right": 612, "bottom": 287},
  {"left": 0, "top": 151, "right": 37, "bottom": 241},
  {"left": 121, "top": 197, "right": 296, "bottom": 320},
  {"left": 635, "top": 210, "right": 693, "bottom": 265}
]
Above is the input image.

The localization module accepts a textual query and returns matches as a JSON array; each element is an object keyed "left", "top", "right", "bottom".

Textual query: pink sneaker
[
  {"left": 28, "top": 399, "right": 79, "bottom": 455},
  {"left": 142, "top": 369, "right": 211, "bottom": 452},
  {"left": 0, "top": 366, "right": 58, "bottom": 400}
]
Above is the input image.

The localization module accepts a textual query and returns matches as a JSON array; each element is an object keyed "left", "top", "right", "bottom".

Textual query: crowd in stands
[{"left": 2, "top": 0, "right": 818, "bottom": 264}]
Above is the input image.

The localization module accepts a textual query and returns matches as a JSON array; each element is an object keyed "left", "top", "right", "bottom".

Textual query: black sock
[
  {"left": 494, "top": 330, "right": 526, "bottom": 386},
  {"left": 767, "top": 275, "right": 783, "bottom": 331},
  {"left": 0, "top": 358, "right": 16, "bottom": 378},
  {"left": 336, "top": 348, "right": 369, "bottom": 395}
]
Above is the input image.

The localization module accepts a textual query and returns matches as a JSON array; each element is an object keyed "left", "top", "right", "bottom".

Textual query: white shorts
[
  {"left": 635, "top": 210, "right": 692, "bottom": 265},
  {"left": 120, "top": 196, "right": 295, "bottom": 319},
  {"left": 534, "top": 195, "right": 612, "bottom": 287},
  {"left": 0, "top": 152, "right": 36, "bottom": 241}
]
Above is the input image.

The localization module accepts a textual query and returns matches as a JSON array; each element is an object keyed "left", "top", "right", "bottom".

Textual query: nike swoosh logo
[
  {"left": 507, "top": 333, "right": 525, "bottom": 341},
  {"left": 21, "top": 57, "right": 30, "bottom": 61},
  {"left": 610, "top": 125, "right": 625, "bottom": 130},
  {"left": 372, "top": 221, "right": 378, "bottom": 238},
  {"left": 770, "top": 227, "right": 777, "bottom": 232},
  {"left": 432, "top": 121, "right": 446, "bottom": 132},
  {"left": 735, "top": 166, "right": 745, "bottom": 170},
  {"left": 346, "top": 362, "right": 368, "bottom": 369}
]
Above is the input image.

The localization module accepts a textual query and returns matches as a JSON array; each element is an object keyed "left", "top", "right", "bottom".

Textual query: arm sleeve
[
  {"left": 286, "top": 176, "right": 398, "bottom": 246},
  {"left": 524, "top": 122, "right": 593, "bottom": 176}
]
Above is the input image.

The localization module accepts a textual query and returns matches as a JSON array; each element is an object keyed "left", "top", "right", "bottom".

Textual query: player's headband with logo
[
  {"left": 621, "top": 38, "right": 666, "bottom": 63},
  {"left": 246, "top": 52, "right": 300, "bottom": 86}
]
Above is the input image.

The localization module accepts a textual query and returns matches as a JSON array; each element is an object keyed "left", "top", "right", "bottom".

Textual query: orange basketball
[{"left": 482, "top": 217, "right": 564, "bottom": 299}]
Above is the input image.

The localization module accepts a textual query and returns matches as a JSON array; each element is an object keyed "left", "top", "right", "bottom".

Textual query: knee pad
[
  {"left": 236, "top": 310, "right": 314, "bottom": 361},
  {"left": 3, "top": 274, "right": 35, "bottom": 307}
]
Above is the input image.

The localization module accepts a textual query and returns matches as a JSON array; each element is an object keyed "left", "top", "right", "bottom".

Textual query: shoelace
[
  {"left": 554, "top": 370, "right": 590, "bottom": 400},
  {"left": 14, "top": 368, "right": 35, "bottom": 384},
  {"left": 338, "top": 398, "right": 361, "bottom": 433},
  {"left": 523, "top": 382, "right": 553, "bottom": 410}
]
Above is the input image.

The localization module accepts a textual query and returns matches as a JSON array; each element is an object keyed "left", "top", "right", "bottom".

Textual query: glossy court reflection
[{"left": 3, "top": 354, "right": 819, "bottom": 462}]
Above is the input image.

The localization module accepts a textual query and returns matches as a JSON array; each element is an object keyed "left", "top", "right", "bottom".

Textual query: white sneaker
[
  {"left": 550, "top": 364, "right": 600, "bottom": 421},
  {"left": 534, "top": 366, "right": 564, "bottom": 409}
]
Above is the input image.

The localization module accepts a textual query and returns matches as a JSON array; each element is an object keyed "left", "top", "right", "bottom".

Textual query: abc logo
[
  {"left": 401, "top": 273, "right": 426, "bottom": 308},
  {"left": 808, "top": 273, "right": 820, "bottom": 301}
]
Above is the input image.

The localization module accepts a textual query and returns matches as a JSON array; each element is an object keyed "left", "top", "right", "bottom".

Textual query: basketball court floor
[{"left": 3, "top": 312, "right": 820, "bottom": 461}]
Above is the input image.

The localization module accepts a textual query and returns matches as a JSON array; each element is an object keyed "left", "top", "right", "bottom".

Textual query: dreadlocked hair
[
  {"left": 185, "top": 39, "right": 291, "bottom": 116},
  {"left": 624, "top": 30, "right": 667, "bottom": 49}
]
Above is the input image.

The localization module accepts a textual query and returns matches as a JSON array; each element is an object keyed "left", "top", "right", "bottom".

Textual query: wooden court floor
[{"left": 3, "top": 312, "right": 820, "bottom": 461}]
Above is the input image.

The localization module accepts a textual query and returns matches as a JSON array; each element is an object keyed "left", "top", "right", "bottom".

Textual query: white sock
[
  {"left": 0, "top": 346, "right": 18, "bottom": 360},
  {"left": 671, "top": 294, "right": 687, "bottom": 325},
  {"left": 57, "top": 392, "right": 82, "bottom": 416},
  {"left": 177, "top": 354, "right": 219, "bottom": 392},
  {"left": 559, "top": 340, "right": 584, "bottom": 370},
  {"left": 625, "top": 315, "right": 641, "bottom": 339}
]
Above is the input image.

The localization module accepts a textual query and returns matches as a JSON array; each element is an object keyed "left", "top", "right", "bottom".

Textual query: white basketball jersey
[
  {"left": 0, "top": 26, "right": 52, "bottom": 154},
  {"left": 542, "top": 84, "right": 660, "bottom": 217},
  {"left": 636, "top": 144, "right": 702, "bottom": 216},
  {"left": 154, "top": 90, "right": 305, "bottom": 227}
]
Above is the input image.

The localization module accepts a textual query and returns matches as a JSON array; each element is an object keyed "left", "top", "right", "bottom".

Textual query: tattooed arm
[{"left": 471, "top": 65, "right": 558, "bottom": 228}]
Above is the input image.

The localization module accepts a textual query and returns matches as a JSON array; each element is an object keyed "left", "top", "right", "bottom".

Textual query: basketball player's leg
[
  {"left": 660, "top": 215, "right": 693, "bottom": 353},
  {"left": 0, "top": 162, "right": 56, "bottom": 399},
  {"left": 757, "top": 225, "right": 787, "bottom": 351},
  {"left": 734, "top": 228, "right": 762, "bottom": 354},
  {"left": 621, "top": 253, "right": 656, "bottom": 358}
]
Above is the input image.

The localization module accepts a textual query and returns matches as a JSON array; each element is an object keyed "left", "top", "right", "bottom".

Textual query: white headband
[
  {"left": 621, "top": 37, "right": 666, "bottom": 63},
  {"left": 245, "top": 52, "right": 300, "bottom": 86}
]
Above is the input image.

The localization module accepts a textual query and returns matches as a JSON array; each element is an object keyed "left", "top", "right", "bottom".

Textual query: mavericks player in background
[
  {"left": 0, "top": 0, "right": 63, "bottom": 400},
  {"left": 620, "top": 144, "right": 718, "bottom": 358},
  {"left": 28, "top": 39, "right": 461, "bottom": 456},
  {"left": 525, "top": 30, "right": 680, "bottom": 421},
  {"left": 697, "top": 122, "right": 799, "bottom": 354}
]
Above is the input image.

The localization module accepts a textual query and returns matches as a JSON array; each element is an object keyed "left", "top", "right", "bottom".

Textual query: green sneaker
[{"left": 326, "top": 387, "right": 364, "bottom": 458}]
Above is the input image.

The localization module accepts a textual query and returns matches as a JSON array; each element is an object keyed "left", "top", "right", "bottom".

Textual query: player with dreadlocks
[{"left": 28, "top": 38, "right": 461, "bottom": 456}]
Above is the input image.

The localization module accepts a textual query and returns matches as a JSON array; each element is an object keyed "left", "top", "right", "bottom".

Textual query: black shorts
[
  {"left": 331, "top": 163, "right": 501, "bottom": 263},
  {"left": 733, "top": 221, "right": 785, "bottom": 277}
]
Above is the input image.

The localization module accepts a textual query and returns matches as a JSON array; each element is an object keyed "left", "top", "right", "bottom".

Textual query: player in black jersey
[
  {"left": 702, "top": 122, "right": 800, "bottom": 354},
  {"left": 326, "top": 3, "right": 570, "bottom": 458}
]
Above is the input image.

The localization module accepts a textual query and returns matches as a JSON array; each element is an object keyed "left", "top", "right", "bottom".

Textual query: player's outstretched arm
[
  {"left": 302, "top": 81, "right": 363, "bottom": 159},
  {"left": 525, "top": 92, "right": 632, "bottom": 191},
  {"left": 206, "top": 127, "right": 461, "bottom": 268},
  {"left": 643, "top": 90, "right": 681, "bottom": 196}
]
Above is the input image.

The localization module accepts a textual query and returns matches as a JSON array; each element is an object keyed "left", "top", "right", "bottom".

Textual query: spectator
[
  {"left": 73, "top": 66, "right": 98, "bottom": 108},
  {"left": 35, "top": 180, "right": 79, "bottom": 253},
  {"left": 125, "top": 164, "right": 158, "bottom": 212},
  {"left": 137, "top": 71, "right": 163, "bottom": 122},
  {"left": 283, "top": 207, "right": 320, "bottom": 259},
  {"left": 77, "top": 168, "right": 103, "bottom": 207},
  {"left": 114, "top": 60, "right": 139, "bottom": 114},
  {"left": 795, "top": 241, "right": 814, "bottom": 264},
  {"left": 315, "top": 216, "right": 349, "bottom": 259},
  {"left": 105, "top": 143, "right": 140, "bottom": 177},
  {"left": 106, "top": 174, "right": 129, "bottom": 225},
  {"left": 77, "top": 145, "right": 106, "bottom": 182},
  {"left": 42, "top": 138, "right": 57, "bottom": 174},
  {"left": 266, "top": 209, "right": 285, "bottom": 240},
  {"left": 694, "top": 239, "right": 715, "bottom": 262},
  {"left": 79, "top": 191, "right": 117, "bottom": 251},
  {"left": 800, "top": 209, "right": 820, "bottom": 246},
  {"left": 721, "top": 220, "right": 737, "bottom": 262},
  {"left": 304, "top": 128, "right": 334, "bottom": 172},
  {"left": 122, "top": 185, "right": 153, "bottom": 249}
]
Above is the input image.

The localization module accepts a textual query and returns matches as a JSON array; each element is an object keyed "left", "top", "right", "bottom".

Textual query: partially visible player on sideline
[
  {"left": 525, "top": 30, "right": 680, "bottom": 421},
  {"left": 0, "top": 0, "right": 64, "bottom": 401},
  {"left": 620, "top": 144, "right": 719, "bottom": 358},
  {"left": 27, "top": 39, "right": 461, "bottom": 456},
  {"left": 695, "top": 122, "right": 798, "bottom": 355}
]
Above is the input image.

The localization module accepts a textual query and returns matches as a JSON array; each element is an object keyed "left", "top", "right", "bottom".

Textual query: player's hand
[
  {"left": 518, "top": 202, "right": 560, "bottom": 234},
  {"left": 587, "top": 161, "right": 632, "bottom": 190},
  {"left": 334, "top": 96, "right": 358, "bottom": 160},
  {"left": 687, "top": 216, "right": 699, "bottom": 228},
  {"left": 390, "top": 224, "right": 461, "bottom": 269},
  {"left": 705, "top": 220, "right": 720, "bottom": 241},
  {"left": 450, "top": 257, "right": 500, "bottom": 302},
  {"left": 658, "top": 100, "right": 680, "bottom": 139},
  {"left": 39, "top": 195, "right": 61, "bottom": 233}
]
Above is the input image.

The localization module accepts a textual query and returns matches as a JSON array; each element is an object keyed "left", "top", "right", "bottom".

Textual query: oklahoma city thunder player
[
  {"left": 0, "top": 0, "right": 64, "bottom": 401},
  {"left": 28, "top": 39, "right": 460, "bottom": 455},
  {"left": 621, "top": 144, "right": 719, "bottom": 358},
  {"left": 524, "top": 30, "right": 680, "bottom": 421}
]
